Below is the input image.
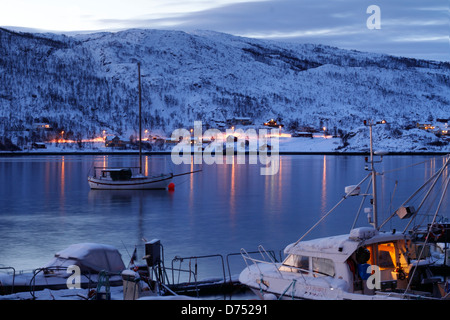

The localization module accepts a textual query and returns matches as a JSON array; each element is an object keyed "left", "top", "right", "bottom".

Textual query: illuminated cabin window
[{"left": 377, "top": 243, "right": 395, "bottom": 269}]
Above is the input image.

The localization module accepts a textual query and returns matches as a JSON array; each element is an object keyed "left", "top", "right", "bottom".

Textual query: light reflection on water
[{"left": 0, "top": 154, "right": 447, "bottom": 281}]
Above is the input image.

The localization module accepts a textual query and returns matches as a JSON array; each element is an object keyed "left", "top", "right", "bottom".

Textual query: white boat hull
[
  {"left": 88, "top": 174, "right": 173, "bottom": 190},
  {"left": 239, "top": 263, "right": 402, "bottom": 300}
]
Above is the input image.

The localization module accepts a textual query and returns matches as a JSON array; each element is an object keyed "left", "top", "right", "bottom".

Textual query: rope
[
  {"left": 382, "top": 156, "right": 446, "bottom": 175},
  {"left": 95, "top": 270, "right": 111, "bottom": 300},
  {"left": 403, "top": 173, "right": 450, "bottom": 297},
  {"left": 278, "top": 279, "right": 297, "bottom": 300}
]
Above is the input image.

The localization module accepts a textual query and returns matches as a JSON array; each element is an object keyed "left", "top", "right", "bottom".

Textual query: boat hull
[
  {"left": 88, "top": 174, "right": 173, "bottom": 190},
  {"left": 239, "top": 263, "right": 403, "bottom": 300},
  {"left": 0, "top": 273, "right": 123, "bottom": 295}
]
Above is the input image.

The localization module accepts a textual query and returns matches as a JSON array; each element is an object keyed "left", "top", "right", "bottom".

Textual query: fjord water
[{"left": 0, "top": 154, "right": 448, "bottom": 281}]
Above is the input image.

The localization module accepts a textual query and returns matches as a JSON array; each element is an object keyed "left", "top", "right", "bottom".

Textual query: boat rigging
[
  {"left": 239, "top": 119, "right": 450, "bottom": 300},
  {"left": 87, "top": 63, "right": 200, "bottom": 190}
]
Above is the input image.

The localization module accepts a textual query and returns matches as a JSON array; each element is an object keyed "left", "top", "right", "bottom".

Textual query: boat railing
[
  {"left": 29, "top": 266, "right": 106, "bottom": 298},
  {"left": 241, "top": 248, "right": 332, "bottom": 283},
  {"left": 0, "top": 267, "right": 16, "bottom": 295},
  {"left": 169, "top": 254, "right": 227, "bottom": 297},
  {"left": 240, "top": 248, "right": 284, "bottom": 278}
]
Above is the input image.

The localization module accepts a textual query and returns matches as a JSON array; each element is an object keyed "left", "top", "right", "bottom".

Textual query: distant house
[
  {"left": 32, "top": 123, "right": 52, "bottom": 131},
  {"left": 105, "top": 136, "right": 126, "bottom": 149},
  {"left": 263, "top": 119, "right": 284, "bottom": 128},
  {"left": 416, "top": 123, "right": 435, "bottom": 130},
  {"left": 31, "top": 142, "right": 47, "bottom": 149},
  {"left": 165, "top": 137, "right": 182, "bottom": 144},
  {"left": 226, "top": 117, "right": 253, "bottom": 126},
  {"left": 292, "top": 131, "right": 313, "bottom": 138},
  {"left": 298, "top": 126, "right": 317, "bottom": 133},
  {"left": 165, "top": 136, "right": 205, "bottom": 146}
]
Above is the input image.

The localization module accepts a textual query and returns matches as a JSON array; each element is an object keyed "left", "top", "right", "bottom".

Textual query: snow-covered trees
[{"left": 0, "top": 27, "right": 448, "bottom": 148}]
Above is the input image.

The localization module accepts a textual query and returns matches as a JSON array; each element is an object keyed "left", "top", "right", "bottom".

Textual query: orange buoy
[{"left": 168, "top": 182, "right": 175, "bottom": 191}]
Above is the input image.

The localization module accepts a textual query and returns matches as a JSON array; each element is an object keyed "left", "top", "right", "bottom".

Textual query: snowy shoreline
[
  {"left": 1, "top": 131, "right": 449, "bottom": 156},
  {"left": 1, "top": 150, "right": 448, "bottom": 156}
]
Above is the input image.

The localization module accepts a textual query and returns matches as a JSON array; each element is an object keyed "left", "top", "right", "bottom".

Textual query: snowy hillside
[{"left": 0, "top": 27, "right": 449, "bottom": 152}]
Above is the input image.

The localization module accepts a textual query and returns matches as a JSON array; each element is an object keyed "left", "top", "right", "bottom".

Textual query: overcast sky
[{"left": 1, "top": 0, "right": 448, "bottom": 61}]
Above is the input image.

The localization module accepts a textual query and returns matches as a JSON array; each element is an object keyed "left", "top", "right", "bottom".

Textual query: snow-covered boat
[
  {"left": 239, "top": 120, "right": 450, "bottom": 300},
  {"left": 0, "top": 243, "right": 126, "bottom": 295}
]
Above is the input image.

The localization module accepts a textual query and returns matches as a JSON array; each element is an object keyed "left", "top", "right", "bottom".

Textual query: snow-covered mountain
[{"left": 0, "top": 27, "right": 448, "bottom": 152}]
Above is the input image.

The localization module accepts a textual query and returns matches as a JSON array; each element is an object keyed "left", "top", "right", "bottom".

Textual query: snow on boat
[
  {"left": 240, "top": 229, "right": 431, "bottom": 300},
  {"left": 0, "top": 243, "right": 125, "bottom": 295}
]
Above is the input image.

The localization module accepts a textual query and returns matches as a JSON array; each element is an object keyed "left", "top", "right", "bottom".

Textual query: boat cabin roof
[
  {"left": 101, "top": 168, "right": 133, "bottom": 172},
  {"left": 284, "top": 227, "right": 409, "bottom": 263}
]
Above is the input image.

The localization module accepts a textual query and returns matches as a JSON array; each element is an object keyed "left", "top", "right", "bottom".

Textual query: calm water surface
[{"left": 0, "top": 154, "right": 448, "bottom": 280}]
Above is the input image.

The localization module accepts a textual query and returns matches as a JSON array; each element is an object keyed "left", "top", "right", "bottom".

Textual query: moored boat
[
  {"left": 87, "top": 63, "right": 173, "bottom": 190},
  {"left": 88, "top": 167, "right": 173, "bottom": 190},
  {"left": 239, "top": 120, "right": 450, "bottom": 300}
]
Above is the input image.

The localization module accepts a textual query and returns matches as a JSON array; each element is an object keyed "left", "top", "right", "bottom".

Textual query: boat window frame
[
  {"left": 366, "top": 241, "right": 400, "bottom": 271},
  {"left": 279, "top": 254, "right": 335, "bottom": 277},
  {"left": 279, "top": 254, "right": 310, "bottom": 274},
  {"left": 311, "top": 257, "right": 335, "bottom": 277}
]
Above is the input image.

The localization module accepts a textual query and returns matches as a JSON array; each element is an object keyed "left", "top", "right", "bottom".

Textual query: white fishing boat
[
  {"left": 240, "top": 120, "right": 450, "bottom": 300},
  {"left": 87, "top": 63, "right": 173, "bottom": 190}
]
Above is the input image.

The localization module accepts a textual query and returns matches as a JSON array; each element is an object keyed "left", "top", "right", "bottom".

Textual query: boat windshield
[
  {"left": 280, "top": 254, "right": 335, "bottom": 277},
  {"left": 281, "top": 254, "right": 309, "bottom": 272}
]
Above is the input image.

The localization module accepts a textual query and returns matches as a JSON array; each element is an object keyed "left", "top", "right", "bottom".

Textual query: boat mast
[
  {"left": 369, "top": 121, "right": 378, "bottom": 229},
  {"left": 138, "top": 62, "right": 142, "bottom": 175},
  {"left": 365, "top": 119, "right": 386, "bottom": 230}
]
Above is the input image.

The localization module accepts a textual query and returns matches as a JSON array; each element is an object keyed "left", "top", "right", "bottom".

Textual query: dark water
[{"left": 0, "top": 154, "right": 448, "bottom": 281}]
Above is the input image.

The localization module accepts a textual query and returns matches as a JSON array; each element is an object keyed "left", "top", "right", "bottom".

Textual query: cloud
[
  {"left": 2, "top": 0, "right": 448, "bottom": 61},
  {"left": 141, "top": 0, "right": 448, "bottom": 61}
]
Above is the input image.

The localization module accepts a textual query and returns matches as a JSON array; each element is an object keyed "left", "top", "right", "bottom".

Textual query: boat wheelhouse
[{"left": 240, "top": 228, "right": 421, "bottom": 300}]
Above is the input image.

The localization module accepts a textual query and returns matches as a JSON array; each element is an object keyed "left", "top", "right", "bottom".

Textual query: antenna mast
[
  {"left": 364, "top": 119, "right": 386, "bottom": 230},
  {"left": 138, "top": 62, "right": 142, "bottom": 174}
]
